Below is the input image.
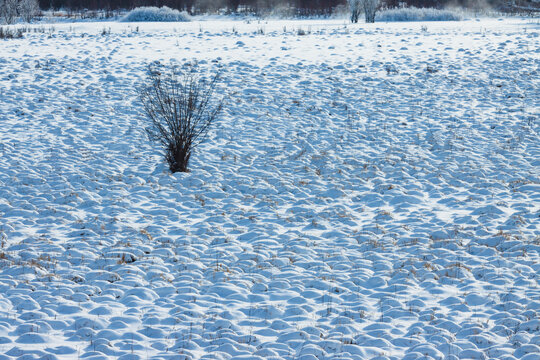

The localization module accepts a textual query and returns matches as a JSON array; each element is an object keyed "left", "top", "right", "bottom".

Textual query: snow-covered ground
[{"left": 0, "top": 17, "right": 539, "bottom": 360}]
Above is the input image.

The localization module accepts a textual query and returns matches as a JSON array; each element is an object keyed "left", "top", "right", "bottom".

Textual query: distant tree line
[
  {"left": 382, "top": 0, "right": 539, "bottom": 12},
  {"left": 37, "top": 0, "right": 346, "bottom": 14},
  {"left": 35, "top": 0, "right": 539, "bottom": 14}
]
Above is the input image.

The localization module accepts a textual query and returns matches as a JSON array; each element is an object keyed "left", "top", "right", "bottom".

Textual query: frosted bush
[
  {"left": 0, "top": 0, "right": 18, "bottom": 24},
  {"left": 121, "top": 6, "right": 190, "bottom": 22},
  {"left": 18, "top": 0, "right": 40, "bottom": 23},
  {"left": 376, "top": 7, "right": 462, "bottom": 22}
]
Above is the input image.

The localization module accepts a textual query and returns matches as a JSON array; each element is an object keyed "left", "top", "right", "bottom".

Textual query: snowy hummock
[{"left": 0, "top": 17, "right": 539, "bottom": 360}]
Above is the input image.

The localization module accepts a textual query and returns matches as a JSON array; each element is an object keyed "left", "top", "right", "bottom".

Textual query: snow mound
[
  {"left": 120, "top": 6, "right": 190, "bottom": 22},
  {"left": 377, "top": 7, "right": 462, "bottom": 22}
]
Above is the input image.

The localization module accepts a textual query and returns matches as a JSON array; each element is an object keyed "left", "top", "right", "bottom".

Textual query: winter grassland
[{"left": 0, "top": 15, "right": 539, "bottom": 360}]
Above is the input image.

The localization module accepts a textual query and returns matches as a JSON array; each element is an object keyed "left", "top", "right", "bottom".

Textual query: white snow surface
[{"left": 0, "top": 18, "right": 539, "bottom": 360}]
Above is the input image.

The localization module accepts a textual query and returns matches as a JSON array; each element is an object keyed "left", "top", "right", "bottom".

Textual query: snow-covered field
[{"left": 0, "top": 17, "right": 539, "bottom": 360}]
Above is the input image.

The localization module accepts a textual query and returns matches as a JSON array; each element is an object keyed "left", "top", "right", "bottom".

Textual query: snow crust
[{"left": 0, "top": 18, "right": 539, "bottom": 360}]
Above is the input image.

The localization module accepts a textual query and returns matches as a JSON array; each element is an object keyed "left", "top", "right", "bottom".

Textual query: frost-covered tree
[
  {"left": 0, "top": 0, "right": 19, "bottom": 24},
  {"left": 349, "top": 0, "right": 379, "bottom": 23},
  {"left": 0, "top": 0, "right": 39, "bottom": 24},
  {"left": 363, "top": 0, "right": 378, "bottom": 23},
  {"left": 348, "top": 0, "right": 361, "bottom": 22},
  {"left": 18, "top": 0, "right": 39, "bottom": 23}
]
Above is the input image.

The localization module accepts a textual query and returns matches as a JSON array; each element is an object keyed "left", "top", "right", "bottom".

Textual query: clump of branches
[{"left": 140, "top": 65, "right": 223, "bottom": 173}]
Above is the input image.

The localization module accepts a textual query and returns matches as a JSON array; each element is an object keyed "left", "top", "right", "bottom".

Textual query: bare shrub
[
  {"left": 297, "top": 27, "right": 308, "bottom": 35},
  {"left": 140, "top": 66, "right": 223, "bottom": 173}
]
